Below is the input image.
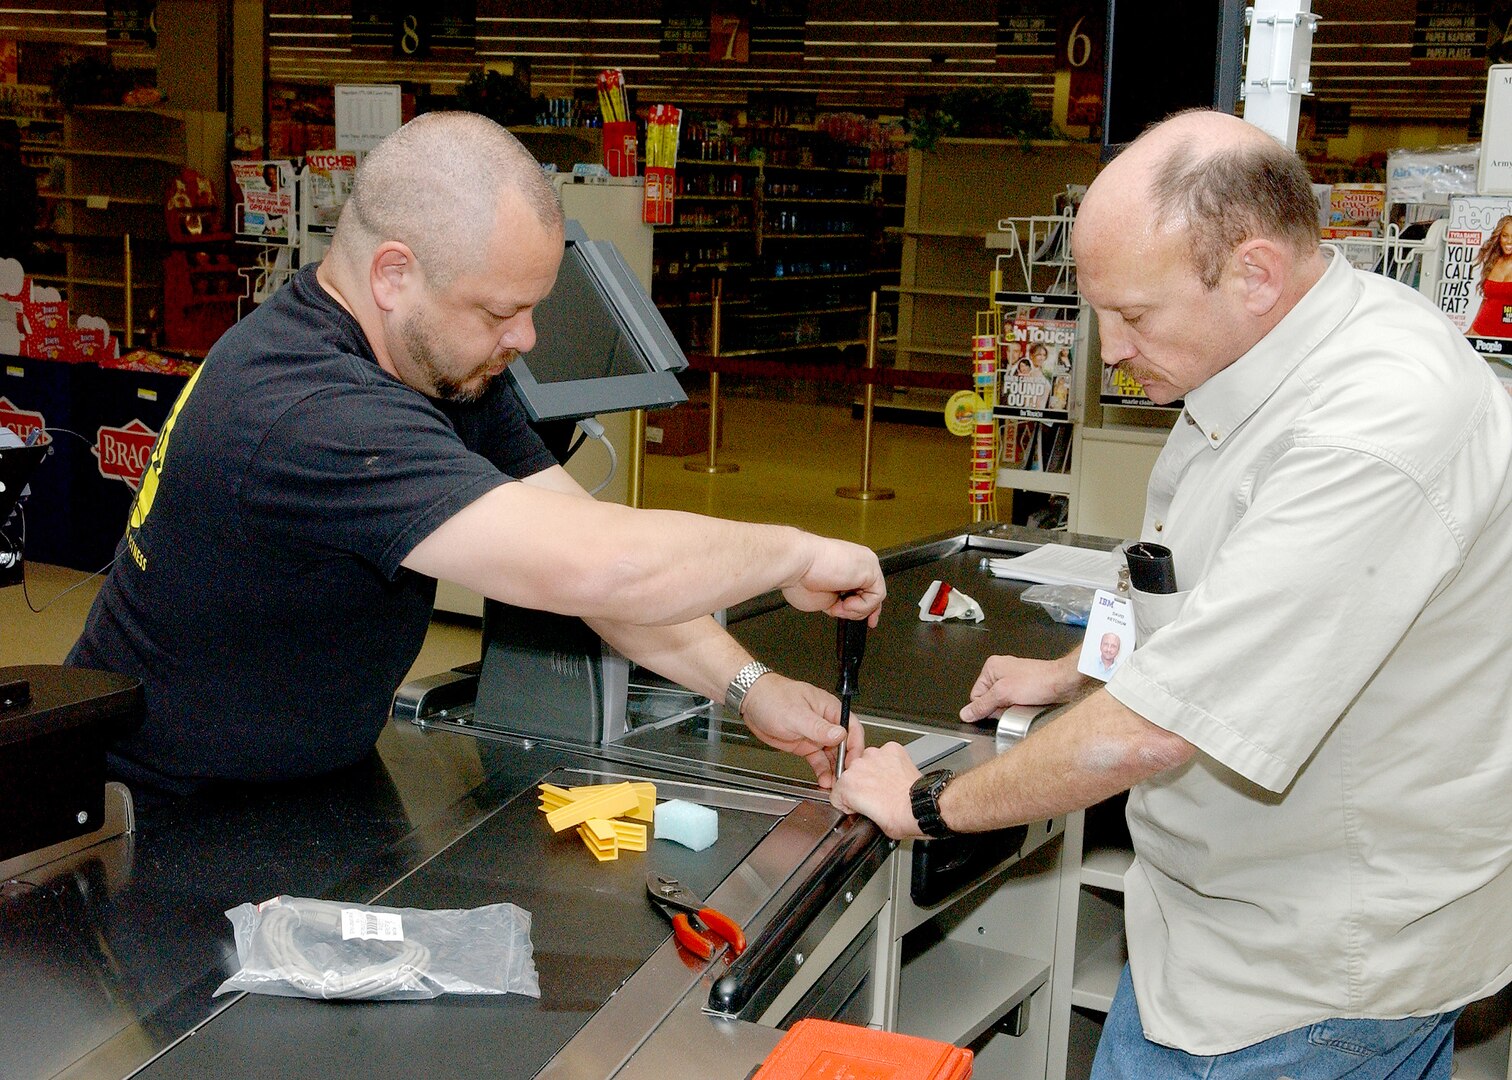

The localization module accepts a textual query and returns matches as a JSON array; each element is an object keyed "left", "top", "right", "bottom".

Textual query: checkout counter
[{"left": 1, "top": 524, "right": 1107, "bottom": 1080}]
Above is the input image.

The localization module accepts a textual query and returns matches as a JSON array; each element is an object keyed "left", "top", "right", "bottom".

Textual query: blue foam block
[{"left": 654, "top": 799, "right": 719, "bottom": 852}]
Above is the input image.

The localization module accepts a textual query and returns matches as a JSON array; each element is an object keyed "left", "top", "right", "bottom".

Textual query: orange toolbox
[{"left": 751, "top": 1018, "right": 972, "bottom": 1079}]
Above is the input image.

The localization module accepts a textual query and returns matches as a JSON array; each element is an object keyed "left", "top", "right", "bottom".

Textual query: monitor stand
[{"left": 471, "top": 599, "right": 630, "bottom": 746}]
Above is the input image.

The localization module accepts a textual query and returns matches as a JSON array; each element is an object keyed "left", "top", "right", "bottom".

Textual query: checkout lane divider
[
  {"left": 706, "top": 813, "right": 888, "bottom": 1020},
  {"left": 679, "top": 290, "right": 972, "bottom": 505},
  {"left": 684, "top": 278, "right": 739, "bottom": 476}
]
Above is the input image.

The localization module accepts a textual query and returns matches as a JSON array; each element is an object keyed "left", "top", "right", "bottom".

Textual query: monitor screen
[
  {"left": 1102, "top": 0, "right": 1245, "bottom": 152},
  {"left": 507, "top": 221, "right": 688, "bottom": 422}
]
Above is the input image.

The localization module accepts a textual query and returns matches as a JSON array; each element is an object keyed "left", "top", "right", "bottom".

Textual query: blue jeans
[{"left": 1091, "top": 965, "right": 1462, "bottom": 1080}]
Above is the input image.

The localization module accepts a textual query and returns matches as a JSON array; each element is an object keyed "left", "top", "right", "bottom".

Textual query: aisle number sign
[
  {"left": 351, "top": 2, "right": 476, "bottom": 56},
  {"left": 662, "top": 4, "right": 748, "bottom": 64},
  {"left": 710, "top": 13, "right": 749, "bottom": 63}
]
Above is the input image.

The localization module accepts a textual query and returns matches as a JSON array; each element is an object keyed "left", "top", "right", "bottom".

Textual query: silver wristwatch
[{"left": 724, "top": 661, "right": 771, "bottom": 716}]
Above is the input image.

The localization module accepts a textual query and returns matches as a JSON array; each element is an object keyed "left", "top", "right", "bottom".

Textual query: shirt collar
[{"left": 1183, "top": 249, "right": 1359, "bottom": 448}]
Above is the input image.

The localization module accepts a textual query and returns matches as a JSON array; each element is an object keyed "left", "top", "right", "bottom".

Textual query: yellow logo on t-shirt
[{"left": 125, "top": 361, "right": 207, "bottom": 568}]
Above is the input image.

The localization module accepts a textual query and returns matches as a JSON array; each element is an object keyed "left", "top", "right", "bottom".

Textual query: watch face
[{"left": 911, "top": 770, "right": 953, "bottom": 838}]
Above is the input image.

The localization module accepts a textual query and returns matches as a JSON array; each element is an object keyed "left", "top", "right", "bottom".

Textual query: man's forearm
[
  {"left": 587, "top": 613, "right": 745, "bottom": 703},
  {"left": 405, "top": 476, "right": 873, "bottom": 626},
  {"left": 940, "top": 689, "right": 1195, "bottom": 832}
]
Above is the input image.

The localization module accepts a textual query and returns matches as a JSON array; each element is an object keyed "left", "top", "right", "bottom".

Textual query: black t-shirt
[{"left": 69, "top": 265, "right": 557, "bottom": 792}]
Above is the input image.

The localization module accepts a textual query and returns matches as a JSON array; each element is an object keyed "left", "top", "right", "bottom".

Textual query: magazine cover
[
  {"left": 995, "top": 317, "right": 1074, "bottom": 422},
  {"left": 1438, "top": 195, "right": 1512, "bottom": 357},
  {"left": 304, "top": 150, "right": 359, "bottom": 230},
  {"left": 1321, "top": 183, "right": 1386, "bottom": 239},
  {"left": 232, "top": 159, "right": 297, "bottom": 240},
  {"left": 1099, "top": 362, "right": 1184, "bottom": 409}
]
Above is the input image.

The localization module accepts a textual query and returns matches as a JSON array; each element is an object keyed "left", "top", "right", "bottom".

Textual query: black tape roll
[{"left": 1125, "top": 541, "right": 1178, "bottom": 595}]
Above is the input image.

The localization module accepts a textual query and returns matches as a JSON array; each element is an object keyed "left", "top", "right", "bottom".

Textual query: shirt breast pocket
[{"left": 1130, "top": 585, "right": 1191, "bottom": 647}]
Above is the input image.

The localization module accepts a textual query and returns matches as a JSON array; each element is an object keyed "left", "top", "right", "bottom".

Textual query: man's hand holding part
[
  {"left": 829, "top": 742, "right": 925, "bottom": 837},
  {"left": 739, "top": 673, "right": 866, "bottom": 790},
  {"left": 959, "top": 652, "right": 1086, "bottom": 723}
]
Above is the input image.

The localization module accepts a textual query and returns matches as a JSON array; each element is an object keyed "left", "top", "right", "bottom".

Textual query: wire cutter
[{"left": 646, "top": 872, "right": 747, "bottom": 961}]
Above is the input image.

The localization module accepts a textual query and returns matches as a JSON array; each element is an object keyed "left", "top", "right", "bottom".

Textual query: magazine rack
[
  {"left": 235, "top": 163, "right": 346, "bottom": 316},
  {"left": 1321, "top": 221, "right": 1433, "bottom": 287},
  {"left": 984, "top": 210, "right": 1133, "bottom": 533},
  {"left": 984, "top": 211, "right": 1090, "bottom": 529}
]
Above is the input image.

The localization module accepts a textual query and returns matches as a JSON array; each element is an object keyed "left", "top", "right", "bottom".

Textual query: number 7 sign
[{"left": 709, "top": 13, "right": 749, "bottom": 63}]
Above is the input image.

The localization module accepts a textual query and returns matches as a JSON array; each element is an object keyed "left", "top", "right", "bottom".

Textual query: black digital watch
[{"left": 909, "top": 768, "right": 956, "bottom": 839}]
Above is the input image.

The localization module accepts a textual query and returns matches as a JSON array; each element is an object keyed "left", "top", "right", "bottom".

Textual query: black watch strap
[{"left": 910, "top": 769, "right": 955, "bottom": 839}]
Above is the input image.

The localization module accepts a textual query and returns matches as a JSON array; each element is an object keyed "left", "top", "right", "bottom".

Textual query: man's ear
[
  {"left": 1233, "top": 238, "right": 1286, "bottom": 317},
  {"left": 370, "top": 241, "right": 417, "bottom": 313}
]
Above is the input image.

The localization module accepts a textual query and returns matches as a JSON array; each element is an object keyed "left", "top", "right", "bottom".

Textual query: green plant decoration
[{"left": 907, "top": 86, "right": 1058, "bottom": 151}]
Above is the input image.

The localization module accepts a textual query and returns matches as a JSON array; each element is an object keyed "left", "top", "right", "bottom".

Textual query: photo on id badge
[{"left": 1078, "top": 590, "right": 1132, "bottom": 682}]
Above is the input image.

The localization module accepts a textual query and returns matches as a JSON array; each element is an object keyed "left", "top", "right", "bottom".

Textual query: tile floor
[{"left": 1, "top": 392, "right": 979, "bottom": 674}]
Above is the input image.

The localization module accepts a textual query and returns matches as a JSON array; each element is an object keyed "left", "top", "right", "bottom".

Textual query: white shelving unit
[
  {"left": 897, "top": 942, "right": 1050, "bottom": 1046},
  {"left": 875, "top": 823, "right": 1075, "bottom": 1078},
  {"left": 49, "top": 107, "right": 186, "bottom": 339},
  {"left": 886, "top": 139, "right": 1099, "bottom": 420}
]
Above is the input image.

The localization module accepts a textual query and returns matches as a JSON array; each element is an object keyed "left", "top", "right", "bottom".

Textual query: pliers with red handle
[{"left": 646, "top": 872, "right": 748, "bottom": 961}]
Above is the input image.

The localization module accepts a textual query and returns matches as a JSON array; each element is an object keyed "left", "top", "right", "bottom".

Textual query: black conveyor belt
[
  {"left": 132, "top": 764, "right": 782, "bottom": 1080},
  {"left": 730, "top": 548, "right": 1086, "bottom": 727}
]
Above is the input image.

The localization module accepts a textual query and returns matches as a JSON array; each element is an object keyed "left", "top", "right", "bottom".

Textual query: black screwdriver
[{"left": 834, "top": 618, "right": 868, "bottom": 779}]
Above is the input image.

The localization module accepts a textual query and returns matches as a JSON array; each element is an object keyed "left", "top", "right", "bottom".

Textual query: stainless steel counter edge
[{"left": 538, "top": 800, "right": 839, "bottom": 1078}]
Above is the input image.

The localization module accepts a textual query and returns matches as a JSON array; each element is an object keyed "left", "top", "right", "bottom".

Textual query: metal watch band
[
  {"left": 723, "top": 661, "right": 772, "bottom": 716},
  {"left": 910, "top": 769, "right": 956, "bottom": 839}
]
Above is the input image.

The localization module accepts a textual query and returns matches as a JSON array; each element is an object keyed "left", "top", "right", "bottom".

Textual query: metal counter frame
[{"left": 4, "top": 523, "right": 1114, "bottom": 1080}]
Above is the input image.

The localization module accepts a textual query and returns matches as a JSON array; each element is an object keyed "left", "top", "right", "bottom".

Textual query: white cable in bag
[
  {"left": 216, "top": 895, "right": 540, "bottom": 1001},
  {"left": 256, "top": 900, "right": 432, "bottom": 1001}
]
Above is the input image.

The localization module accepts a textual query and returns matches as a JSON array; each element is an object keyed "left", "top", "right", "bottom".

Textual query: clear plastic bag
[
  {"left": 215, "top": 895, "right": 541, "bottom": 1001},
  {"left": 1020, "top": 583, "right": 1097, "bottom": 626}
]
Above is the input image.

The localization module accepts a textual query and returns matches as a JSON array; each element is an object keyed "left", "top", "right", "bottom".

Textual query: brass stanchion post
[
  {"left": 837, "top": 291, "right": 895, "bottom": 501},
  {"left": 123, "top": 233, "right": 133, "bottom": 349},
  {"left": 627, "top": 408, "right": 647, "bottom": 508},
  {"left": 685, "top": 278, "right": 738, "bottom": 474}
]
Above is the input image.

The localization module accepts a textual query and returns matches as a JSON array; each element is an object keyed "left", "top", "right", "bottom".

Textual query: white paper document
[{"left": 986, "top": 545, "right": 1119, "bottom": 591}]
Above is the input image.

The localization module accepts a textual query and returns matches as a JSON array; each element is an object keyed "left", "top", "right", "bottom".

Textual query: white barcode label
[{"left": 341, "top": 909, "right": 404, "bottom": 942}]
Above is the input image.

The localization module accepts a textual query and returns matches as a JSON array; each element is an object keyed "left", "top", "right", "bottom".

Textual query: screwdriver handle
[{"left": 836, "top": 618, "right": 868, "bottom": 696}]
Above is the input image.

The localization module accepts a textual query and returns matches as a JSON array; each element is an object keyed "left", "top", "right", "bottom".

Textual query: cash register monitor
[
  {"left": 506, "top": 220, "right": 688, "bottom": 422},
  {"left": 478, "top": 223, "right": 684, "bottom": 743}
]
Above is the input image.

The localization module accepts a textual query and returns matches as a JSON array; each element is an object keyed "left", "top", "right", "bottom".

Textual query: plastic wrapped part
[
  {"left": 1386, "top": 144, "right": 1481, "bottom": 206},
  {"left": 1020, "top": 583, "right": 1097, "bottom": 626},
  {"left": 215, "top": 895, "right": 541, "bottom": 1001}
]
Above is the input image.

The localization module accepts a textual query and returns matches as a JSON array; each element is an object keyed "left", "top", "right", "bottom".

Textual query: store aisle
[
  {"left": 641, "top": 394, "right": 973, "bottom": 551},
  {"left": 1, "top": 396, "right": 974, "bottom": 670}
]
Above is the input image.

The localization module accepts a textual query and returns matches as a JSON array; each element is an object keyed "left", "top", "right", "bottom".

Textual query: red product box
[
  {"left": 21, "top": 331, "right": 69, "bottom": 361},
  {"left": 20, "top": 298, "right": 68, "bottom": 336},
  {"left": 643, "top": 166, "right": 676, "bottom": 225},
  {"left": 603, "top": 120, "right": 638, "bottom": 177}
]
